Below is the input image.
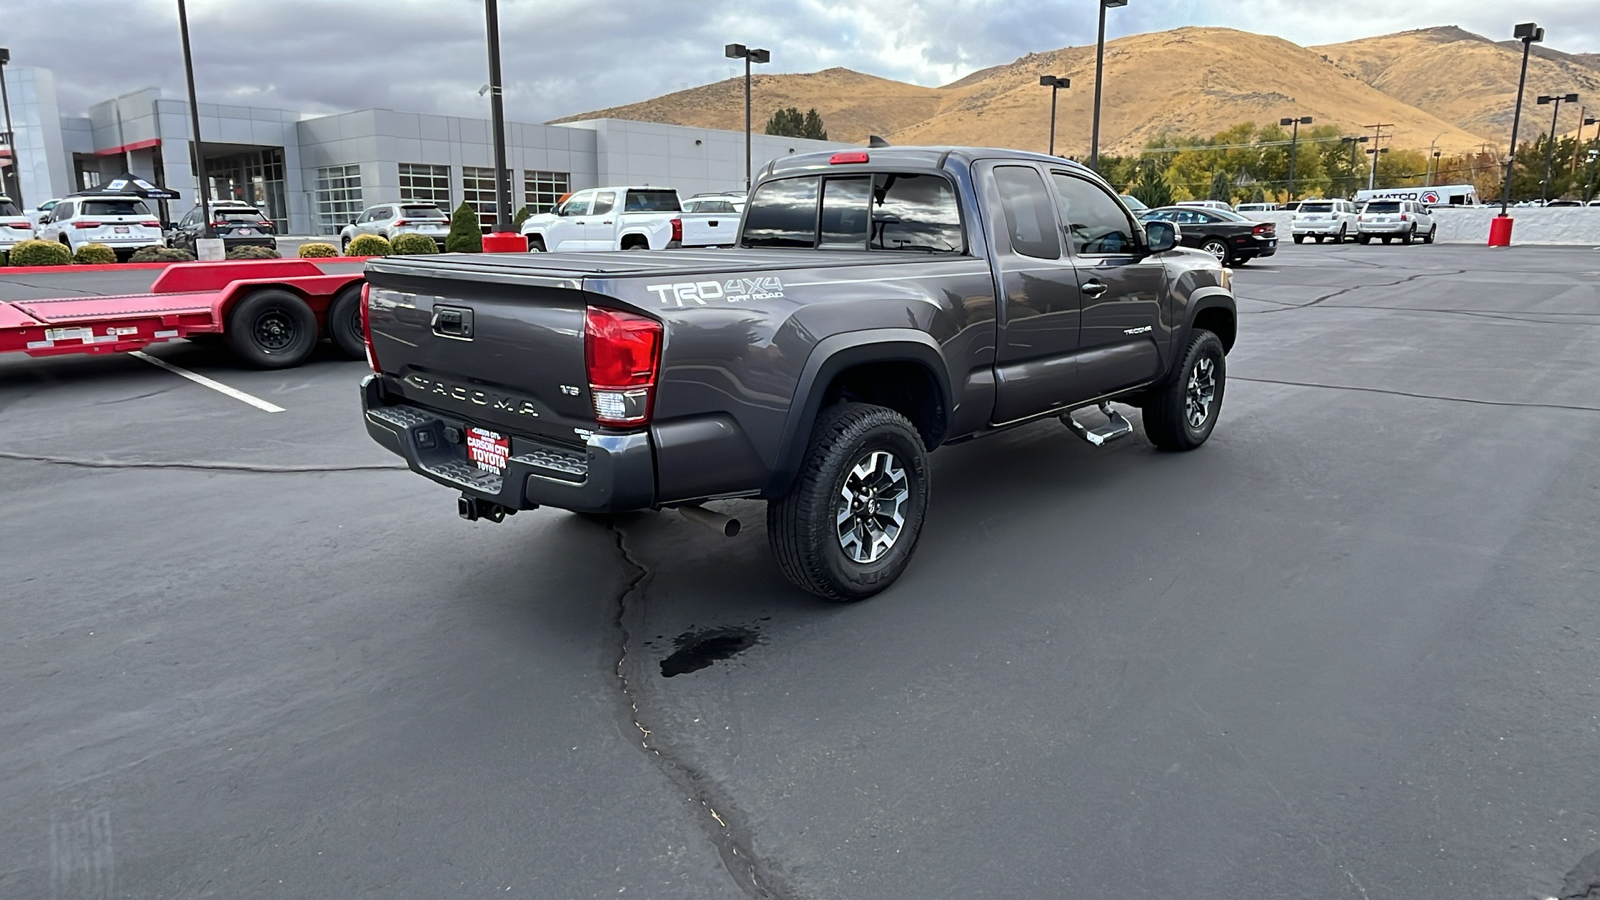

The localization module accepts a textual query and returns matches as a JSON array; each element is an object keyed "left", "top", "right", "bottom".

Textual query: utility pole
[
  {"left": 1279, "top": 116, "right": 1312, "bottom": 201},
  {"left": 1090, "top": 0, "right": 1128, "bottom": 172},
  {"left": 1362, "top": 123, "right": 1394, "bottom": 190},
  {"left": 0, "top": 48, "right": 21, "bottom": 206},
  {"left": 176, "top": 0, "right": 213, "bottom": 240}
]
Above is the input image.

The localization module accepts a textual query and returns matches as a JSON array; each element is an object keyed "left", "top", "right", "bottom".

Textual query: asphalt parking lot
[{"left": 3, "top": 242, "right": 1599, "bottom": 899}]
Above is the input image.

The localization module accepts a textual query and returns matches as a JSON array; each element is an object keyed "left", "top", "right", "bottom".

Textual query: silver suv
[
  {"left": 339, "top": 202, "right": 450, "bottom": 252},
  {"left": 1356, "top": 199, "right": 1436, "bottom": 245}
]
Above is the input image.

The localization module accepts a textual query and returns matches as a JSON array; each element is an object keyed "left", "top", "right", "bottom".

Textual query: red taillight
[
  {"left": 584, "top": 306, "right": 662, "bottom": 427},
  {"left": 670, "top": 217, "right": 682, "bottom": 243},
  {"left": 1252, "top": 223, "right": 1274, "bottom": 236},
  {"left": 140, "top": 219, "right": 161, "bottom": 227},
  {"left": 6, "top": 222, "right": 30, "bottom": 230},
  {"left": 360, "top": 283, "right": 380, "bottom": 373},
  {"left": 73, "top": 220, "right": 102, "bottom": 229},
  {"left": 1400, "top": 213, "right": 1409, "bottom": 221},
  {"left": 830, "top": 151, "right": 870, "bottom": 165},
  {"left": 393, "top": 219, "right": 409, "bottom": 227}
]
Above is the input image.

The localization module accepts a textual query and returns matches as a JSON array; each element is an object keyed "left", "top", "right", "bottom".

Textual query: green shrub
[
  {"left": 346, "top": 234, "right": 393, "bottom": 257},
  {"left": 445, "top": 201, "right": 482, "bottom": 253},
  {"left": 226, "top": 244, "right": 281, "bottom": 260},
  {"left": 72, "top": 243, "right": 119, "bottom": 265},
  {"left": 512, "top": 205, "right": 533, "bottom": 231},
  {"left": 9, "top": 239, "right": 72, "bottom": 267},
  {"left": 129, "top": 245, "right": 197, "bottom": 263},
  {"left": 297, "top": 241, "right": 338, "bottom": 258},
  {"left": 390, "top": 233, "right": 440, "bottom": 255}
]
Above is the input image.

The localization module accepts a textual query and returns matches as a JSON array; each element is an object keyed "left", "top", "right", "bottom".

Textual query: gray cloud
[{"left": 7, "top": 0, "right": 1599, "bottom": 124}]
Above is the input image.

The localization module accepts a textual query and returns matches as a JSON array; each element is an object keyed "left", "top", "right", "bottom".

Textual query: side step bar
[{"left": 1062, "top": 402, "right": 1134, "bottom": 446}]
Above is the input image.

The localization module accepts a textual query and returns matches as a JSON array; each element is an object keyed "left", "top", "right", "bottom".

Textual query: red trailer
[{"left": 0, "top": 258, "right": 369, "bottom": 369}]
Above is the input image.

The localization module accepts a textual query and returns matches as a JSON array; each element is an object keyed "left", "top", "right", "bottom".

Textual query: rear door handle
[{"left": 1081, "top": 280, "right": 1109, "bottom": 298}]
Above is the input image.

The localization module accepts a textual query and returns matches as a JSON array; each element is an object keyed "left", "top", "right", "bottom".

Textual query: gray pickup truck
[{"left": 359, "top": 147, "right": 1237, "bottom": 600}]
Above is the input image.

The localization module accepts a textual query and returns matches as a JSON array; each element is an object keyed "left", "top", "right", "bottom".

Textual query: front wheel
[
  {"left": 767, "top": 402, "right": 930, "bottom": 601},
  {"left": 225, "top": 289, "right": 318, "bottom": 369},
  {"left": 1141, "top": 329, "right": 1226, "bottom": 452},
  {"left": 1402, "top": 226, "right": 1415, "bottom": 245},
  {"left": 1423, "top": 224, "right": 1437, "bottom": 244}
]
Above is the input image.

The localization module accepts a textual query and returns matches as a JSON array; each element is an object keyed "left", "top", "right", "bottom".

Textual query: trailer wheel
[
  {"left": 326, "top": 283, "right": 367, "bottom": 360},
  {"left": 226, "top": 289, "right": 318, "bottom": 369}
]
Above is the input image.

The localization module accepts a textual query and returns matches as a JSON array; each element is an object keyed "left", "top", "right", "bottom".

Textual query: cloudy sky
[{"left": 8, "top": 0, "right": 1600, "bottom": 122}]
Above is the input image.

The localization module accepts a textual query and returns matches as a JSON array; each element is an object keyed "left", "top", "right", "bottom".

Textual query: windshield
[
  {"left": 399, "top": 205, "right": 447, "bottom": 219},
  {"left": 1298, "top": 202, "right": 1334, "bottom": 213},
  {"left": 1364, "top": 201, "right": 1402, "bottom": 213},
  {"left": 623, "top": 190, "right": 681, "bottom": 213},
  {"left": 82, "top": 199, "right": 152, "bottom": 217},
  {"left": 0, "top": 200, "right": 20, "bottom": 217}
]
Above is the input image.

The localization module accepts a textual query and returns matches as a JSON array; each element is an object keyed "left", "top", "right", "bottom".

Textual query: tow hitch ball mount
[{"left": 458, "top": 495, "right": 523, "bottom": 523}]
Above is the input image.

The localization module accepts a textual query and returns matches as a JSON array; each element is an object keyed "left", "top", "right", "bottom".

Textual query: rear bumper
[
  {"left": 1356, "top": 223, "right": 1414, "bottom": 235},
  {"left": 360, "top": 375, "right": 655, "bottom": 513},
  {"left": 221, "top": 235, "right": 278, "bottom": 248},
  {"left": 1291, "top": 223, "right": 1347, "bottom": 236}
]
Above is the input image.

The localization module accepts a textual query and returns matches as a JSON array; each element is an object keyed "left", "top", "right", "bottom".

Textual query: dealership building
[{"left": 0, "top": 66, "right": 850, "bottom": 235}]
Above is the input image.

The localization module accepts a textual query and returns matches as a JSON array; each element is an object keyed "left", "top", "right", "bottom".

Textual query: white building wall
[
  {"left": 3, "top": 67, "right": 72, "bottom": 207},
  {"left": 558, "top": 119, "right": 853, "bottom": 197}
]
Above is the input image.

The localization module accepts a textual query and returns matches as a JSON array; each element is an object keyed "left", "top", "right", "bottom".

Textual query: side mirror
[{"left": 1145, "top": 220, "right": 1179, "bottom": 253}]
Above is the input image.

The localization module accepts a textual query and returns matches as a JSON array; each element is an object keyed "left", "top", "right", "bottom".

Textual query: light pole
[
  {"left": 1090, "top": 0, "right": 1127, "bottom": 172},
  {"left": 480, "top": 0, "right": 521, "bottom": 251},
  {"left": 0, "top": 48, "right": 21, "bottom": 207},
  {"left": 1427, "top": 150, "right": 1442, "bottom": 186},
  {"left": 176, "top": 0, "right": 213, "bottom": 241},
  {"left": 1340, "top": 136, "right": 1368, "bottom": 198},
  {"left": 1497, "top": 22, "right": 1543, "bottom": 225},
  {"left": 1361, "top": 123, "right": 1393, "bottom": 191},
  {"left": 1535, "top": 92, "right": 1578, "bottom": 203},
  {"left": 1040, "top": 76, "right": 1070, "bottom": 156},
  {"left": 725, "top": 43, "right": 770, "bottom": 192},
  {"left": 1279, "top": 115, "right": 1312, "bottom": 201}
]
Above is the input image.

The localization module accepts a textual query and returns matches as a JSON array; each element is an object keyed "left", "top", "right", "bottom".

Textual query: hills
[{"left": 553, "top": 25, "right": 1600, "bottom": 156}]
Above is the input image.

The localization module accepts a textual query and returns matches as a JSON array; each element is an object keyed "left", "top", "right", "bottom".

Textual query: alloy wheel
[
  {"left": 1202, "top": 240, "right": 1228, "bottom": 262},
  {"left": 1186, "top": 357, "right": 1217, "bottom": 429},
  {"left": 835, "top": 449, "right": 910, "bottom": 564}
]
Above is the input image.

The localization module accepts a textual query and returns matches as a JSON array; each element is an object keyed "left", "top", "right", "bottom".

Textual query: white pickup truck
[{"left": 520, "top": 186, "right": 737, "bottom": 252}]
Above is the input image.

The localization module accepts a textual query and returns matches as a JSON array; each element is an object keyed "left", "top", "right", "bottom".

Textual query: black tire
[
  {"left": 1358, "top": 235, "right": 1371, "bottom": 245},
  {"left": 225, "top": 289, "right": 318, "bottom": 369},
  {"left": 340, "top": 237, "right": 351, "bottom": 255},
  {"left": 326, "top": 283, "right": 366, "bottom": 360},
  {"left": 767, "top": 402, "right": 930, "bottom": 601},
  {"left": 1141, "top": 329, "right": 1226, "bottom": 452},
  {"left": 1382, "top": 236, "right": 1392, "bottom": 244},
  {"left": 1292, "top": 234, "right": 1304, "bottom": 244},
  {"left": 526, "top": 236, "right": 546, "bottom": 252},
  {"left": 1423, "top": 224, "right": 1437, "bottom": 244},
  {"left": 1200, "top": 238, "right": 1230, "bottom": 265},
  {"left": 1314, "top": 235, "right": 1325, "bottom": 244},
  {"left": 1337, "top": 224, "right": 1348, "bottom": 243},
  {"left": 1402, "top": 226, "right": 1415, "bottom": 245}
]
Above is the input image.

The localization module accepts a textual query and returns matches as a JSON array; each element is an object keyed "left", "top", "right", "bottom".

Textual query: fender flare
[
  {"left": 763, "top": 328, "right": 953, "bottom": 498},
  {"left": 617, "top": 229, "right": 657, "bottom": 249},
  {"left": 1176, "top": 286, "right": 1237, "bottom": 353}
]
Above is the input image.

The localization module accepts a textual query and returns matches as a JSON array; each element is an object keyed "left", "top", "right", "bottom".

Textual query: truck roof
[{"left": 764, "top": 146, "right": 1098, "bottom": 180}]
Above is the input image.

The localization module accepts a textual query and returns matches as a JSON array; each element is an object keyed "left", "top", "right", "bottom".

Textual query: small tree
[
  {"left": 512, "top": 205, "right": 533, "bottom": 231},
  {"left": 1207, "top": 170, "right": 1233, "bottom": 204},
  {"left": 1249, "top": 185, "right": 1266, "bottom": 204},
  {"left": 446, "top": 201, "right": 483, "bottom": 253},
  {"left": 765, "top": 106, "right": 827, "bottom": 140},
  {"left": 1130, "top": 163, "right": 1174, "bottom": 209}
]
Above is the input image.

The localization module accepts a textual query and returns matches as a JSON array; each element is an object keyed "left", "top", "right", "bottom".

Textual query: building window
[
  {"left": 399, "top": 163, "right": 451, "bottom": 211},
  {"left": 463, "top": 166, "right": 512, "bottom": 229},
  {"left": 314, "top": 164, "right": 363, "bottom": 235},
  {"left": 523, "top": 170, "right": 571, "bottom": 215}
]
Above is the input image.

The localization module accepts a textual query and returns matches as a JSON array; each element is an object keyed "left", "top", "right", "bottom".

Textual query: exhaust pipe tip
[{"left": 678, "top": 504, "right": 741, "bottom": 537}]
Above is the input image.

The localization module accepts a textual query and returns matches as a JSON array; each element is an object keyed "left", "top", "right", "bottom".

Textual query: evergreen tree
[
  {"left": 1207, "top": 170, "right": 1233, "bottom": 204},
  {"left": 766, "top": 106, "right": 828, "bottom": 140},
  {"left": 1129, "top": 163, "right": 1174, "bottom": 209},
  {"left": 445, "top": 201, "right": 483, "bottom": 253},
  {"left": 802, "top": 108, "right": 828, "bottom": 141}
]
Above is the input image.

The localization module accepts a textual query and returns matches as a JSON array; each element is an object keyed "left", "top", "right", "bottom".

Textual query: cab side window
[
  {"left": 1050, "top": 173, "right": 1137, "bottom": 255},
  {"left": 993, "top": 166, "right": 1060, "bottom": 260},
  {"left": 591, "top": 192, "right": 617, "bottom": 216}
]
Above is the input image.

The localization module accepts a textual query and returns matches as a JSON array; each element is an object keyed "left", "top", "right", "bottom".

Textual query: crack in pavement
[
  {"left": 604, "top": 523, "right": 798, "bottom": 900},
  {"left": 1230, "top": 377, "right": 1600, "bottom": 413},
  {"left": 1238, "top": 268, "right": 1469, "bottom": 315},
  {"left": 0, "top": 450, "right": 406, "bottom": 473}
]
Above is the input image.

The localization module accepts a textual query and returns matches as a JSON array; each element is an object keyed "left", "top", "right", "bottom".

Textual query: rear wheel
[
  {"left": 1358, "top": 235, "right": 1371, "bottom": 245},
  {"left": 326, "top": 283, "right": 366, "bottom": 360},
  {"left": 225, "top": 289, "right": 318, "bottom": 369},
  {"left": 767, "top": 402, "right": 930, "bottom": 601},
  {"left": 1292, "top": 234, "right": 1304, "bottom": 244},
  {"left": 1200, "top": 238, "right": 1230, "bottom": 265},
  {"left": 1337, "top": 224, "right": 1348, "bottom": 243},
  {"left": 1314, "top": 235, "right": 1325, "bottom": 244},
  {"left": 1141, "top": 329, "right": 1226, "bottom": 452},
  {"left": 340, "top": 236, "right": 351, "bottom": 255}
]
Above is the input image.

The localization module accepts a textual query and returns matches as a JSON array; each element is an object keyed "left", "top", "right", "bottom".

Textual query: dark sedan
[{"left": 1138, "top": 206, "right": 1277, "bottom": 266}]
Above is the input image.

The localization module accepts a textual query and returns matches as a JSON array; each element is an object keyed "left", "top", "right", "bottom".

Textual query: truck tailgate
[
  {"left": 678, "top": 212, "right": 738, "bottom": 248},
  {"left": 364, "top": 258, "right": 599, "bottom": 445}
]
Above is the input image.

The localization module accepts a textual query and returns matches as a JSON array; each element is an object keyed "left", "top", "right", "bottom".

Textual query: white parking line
[{"left": 129, "top": 351, "right": 286, "bottom": 413}]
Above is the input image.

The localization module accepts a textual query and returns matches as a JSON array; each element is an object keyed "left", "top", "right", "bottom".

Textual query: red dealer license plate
[{"left": 465, "top": 427, "right": 510, "bottom": 473}]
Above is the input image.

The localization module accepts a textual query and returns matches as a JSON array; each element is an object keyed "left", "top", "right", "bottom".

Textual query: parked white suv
[
  {"left": 1356, "top": 199, "right": 1436, "bottom": 245},
  {"left": 36, "top": 195, "right": 165, "bottom": 258},
  {"left": 0, "top": 195, "right": 37, "bottom": 255},
  {"left": 339, "top": 201, "right": 451, "bottom": 252},
  {"left": 1291, "top": 199, "right": 1358, "bottom": 244}
]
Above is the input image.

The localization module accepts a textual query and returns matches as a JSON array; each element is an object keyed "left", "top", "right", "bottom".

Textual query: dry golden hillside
[
  {"left": 1316, "top": 27, "right": 1600, "bottom": 143},
  {"left": 552, "top": 26, "right": 1510, "bottom": 155}
]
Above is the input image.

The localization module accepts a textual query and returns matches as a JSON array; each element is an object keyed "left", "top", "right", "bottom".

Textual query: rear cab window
[
  {"left": 1366, "top": 201, "right": 1401, "bottom": 214},
  {"left": 742, "top": 172, "right": 965, "bottom": 252},
  {"left": 1298, "top": 202, "right": 1333, "bottom": 214},
  {"left": 623, "top": 190, "right": 681, "bottom": 213},
  {"left": 400, "top": 205, "right": 447, "bottom": 219},
  {"left": 0, "top": 200, "right": 20, "bottom": 217}
]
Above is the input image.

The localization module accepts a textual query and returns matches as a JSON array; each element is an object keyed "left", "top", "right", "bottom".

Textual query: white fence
[{"left": 1240, "top": 207, "right": 1600, "bottom": 245}]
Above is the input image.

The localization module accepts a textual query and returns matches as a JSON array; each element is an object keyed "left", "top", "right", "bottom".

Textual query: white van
[{"left": 1353, "top": 185, "right": 1479, "bottom": 208}]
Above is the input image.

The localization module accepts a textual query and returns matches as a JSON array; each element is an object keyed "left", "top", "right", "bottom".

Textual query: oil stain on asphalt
[{"left": 658, "top": 626, "right": 761, "bottom": 677}]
